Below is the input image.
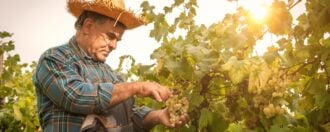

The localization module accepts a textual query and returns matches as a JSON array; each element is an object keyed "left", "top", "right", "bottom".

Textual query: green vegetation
[
  {"left": 0, "top": 31, "right": 39, "bottom": 131},
  {"left": 125, "top": 0, "right": 329, "bottom": 131},
  {"left": 0, "top": 0, "right": 329, "bottom": 131}
]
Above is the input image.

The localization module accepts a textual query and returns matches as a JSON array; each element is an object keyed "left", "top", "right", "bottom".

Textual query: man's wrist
[
  {"left": 118, "top": 82, "right": 140, "bottom": 96},
  {"left": 154, "top": 110, "right": 162, "bottom": 124},
  {"left": 143, "top": 110, "right": 161, "bottom": 129},
  {"left": 131, "top": 82, "right": 142, "bottom": 95}
]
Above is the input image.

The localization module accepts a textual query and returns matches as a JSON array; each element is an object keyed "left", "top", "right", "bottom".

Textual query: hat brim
[{"left": 67, "top": 1, "right": 144, "bottom": 29}]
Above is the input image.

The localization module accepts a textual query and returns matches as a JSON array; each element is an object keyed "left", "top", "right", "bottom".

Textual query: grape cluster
[
  {"left": 249, "top": 70, "right": 294, "bottom": 96},
  {"left": 165, "top": 95, "right": 189, "bottom": 125},
  {"left": 249, "top": 70, "right": 296, "bottom": 118},
  {"left": 263, "top": 103, "right": 284, "bottom": 118},
  {"left": 267, "top": 70, "right": 294, "bottom": 95}
]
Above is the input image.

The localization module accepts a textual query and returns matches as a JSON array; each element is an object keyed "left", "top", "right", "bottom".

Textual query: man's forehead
[{"left": 97, "top": 21, "right": 124, "bottom": 37}]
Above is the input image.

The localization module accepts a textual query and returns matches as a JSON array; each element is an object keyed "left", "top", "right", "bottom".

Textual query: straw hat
[{"left": 67, "top": 0, "right": 145, "bottom": 29}]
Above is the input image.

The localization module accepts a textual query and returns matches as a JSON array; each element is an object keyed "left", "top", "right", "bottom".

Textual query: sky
[{"left": 0, "top": 0, "right": 305, "bottom": 69}]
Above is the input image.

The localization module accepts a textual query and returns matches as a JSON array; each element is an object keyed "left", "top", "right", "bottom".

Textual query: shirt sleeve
[
  {"left": 131, "top": 106, "right": 152, "bottom": 131},
  {"left": 34, "top": 53, "right": 113, "bottom": 115},
  {"left": 133, "top": 106, "right": 152, "bottom": 119}
]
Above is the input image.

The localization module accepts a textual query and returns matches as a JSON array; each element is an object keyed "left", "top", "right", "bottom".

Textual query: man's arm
[{"left": 111, "top": 82, "right": 171, "bottom": 106}]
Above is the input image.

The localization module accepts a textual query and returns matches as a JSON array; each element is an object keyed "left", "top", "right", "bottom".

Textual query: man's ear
[{"left": 81, "top": 18, "right": 94, "bottom": 35}]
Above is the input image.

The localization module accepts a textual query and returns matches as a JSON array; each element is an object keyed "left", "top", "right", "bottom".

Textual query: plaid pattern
[{"left": 33, "top": 36, "right": 151, "bottom": 131}]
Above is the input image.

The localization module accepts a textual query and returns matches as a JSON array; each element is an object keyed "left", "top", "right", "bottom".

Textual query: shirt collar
[{"left": 69, "top": 36, "right": 93, "bottom": 61}]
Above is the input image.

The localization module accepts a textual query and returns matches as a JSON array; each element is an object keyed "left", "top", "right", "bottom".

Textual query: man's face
[{"left": 84, "top": 19, "right": 125, "bottom": 62}]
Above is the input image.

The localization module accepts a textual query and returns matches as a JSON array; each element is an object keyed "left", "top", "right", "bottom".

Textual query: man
[{"left": 33, "top": 0, "right": 188, "bottom": 131}]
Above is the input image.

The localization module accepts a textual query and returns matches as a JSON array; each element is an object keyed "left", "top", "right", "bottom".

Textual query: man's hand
[
  {"left": 143, "top": 109, "right": 189, "bottom": 129},
  {"left": 111, "top": 82, "right": 171, "bottom": 106},
  {"left": 135, "top": 82, "right": 172, "bottom": 102},
  {"left": 157, "top": 109, "right": 189, "bottom": 128}
]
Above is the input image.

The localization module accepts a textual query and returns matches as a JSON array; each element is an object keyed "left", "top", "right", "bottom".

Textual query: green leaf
[
  {"left": 198, "top": 108, "right": 212, "bottom": 129},
  {"left": 0, "top": 31, "right": 12, "bottom": 38},
  {"left": 163, "top": 6, "right": 172, "bottom": 14},
  {"left": 314, "top": 92, "right": 330, "bottom": 109},
  {"left": 294, "top": 46, "right": 310, "bottom": 60},
  {"left": 13, "top": 105, "right": 23, "bottom": 121},
  {"left": 294, "top": 112, "right": 309, "bottom": 126},
  {"left": 209, "top": 114, "right": 229, "bottom": 132},
  {"left": 305, "top": 77, "right": 326, "bottom": 95},
  {"left": 297, "top": 14, "right": 309, "bottom": 31},
  {"left": 4, "top": 41, "right": 15, "bottom": 52},
  {"left": 140, "top": 1, "right": 154, "bottom": 11},
  {"left": 179, "top": 124, "right": 196, "bottom": 132},
  {"left": 259, "top": 114, "right": 271, "bottom": 129},
  {"left": 269, "top": 125, "right": 290, "bottom": 132},
  {"left": 272, "top": 115, "right": 290, "bottom": 126},
  {"left": 298, "top": 94, "right": 314, "bottom": 112},
  {"left": 266, "top": 0, "right": 293, "bottom": 35},
  {"left": 164, "top": 57, "right": 194, "bottom": 80},
  {"left": 174, "top": 0, "right": 184, "bottom": 6},
  {"left": 189, "top": 93, "right": 204, "bottom": 109},
  {"left": 292, "top": 126, "right": 311, "bottom": 132},
  {"left": 226, "top": 123, "right": 244, "bottom": 132},
  {"left": 248, "top": 58, "right": 272, "bottom": 93},
  {"left": 321, "top": 37, "right": 330, "bottom": 48},
  {"left": 221, "top": 57, "right": 250, "bottom": 84}
]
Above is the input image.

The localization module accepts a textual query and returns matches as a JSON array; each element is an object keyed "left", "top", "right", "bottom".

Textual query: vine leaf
[
  {"left": 248, "top": 59, "right": 272, "bottom": 93},
  {"left": 13, "top": 105, "right": 23, "bottom": 121},
  {"left": 221, "top": 56, "right": 250, "bottom": 84},
  {"left": 227, "top": 123, "right": 244, "bottom": 132},
  {"left": 198, "top": 108, "right": 212, "bottom": 129}
]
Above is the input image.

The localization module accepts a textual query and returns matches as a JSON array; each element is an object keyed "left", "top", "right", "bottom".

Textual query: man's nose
[{"left": 108, "top": 40, "right": 117, "bottom": 50}]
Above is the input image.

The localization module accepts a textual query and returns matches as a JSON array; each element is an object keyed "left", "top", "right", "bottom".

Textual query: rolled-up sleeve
[
  {"left": 133, "top": 106, "right": 152, "bottom": 119},
  {"left": 34, "top": 54, "right": 113, "bottom": 115},
  {"left": 132, "top": 106, "right": 152, "bottom": 131}
]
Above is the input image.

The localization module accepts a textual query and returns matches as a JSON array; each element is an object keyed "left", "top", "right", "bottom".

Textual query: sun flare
[
  {"left": 242, "top": 1, "right": 269, "bottom": 22},
  {"left": 249, "top": 5, "right": 268, "bottom": 21}
]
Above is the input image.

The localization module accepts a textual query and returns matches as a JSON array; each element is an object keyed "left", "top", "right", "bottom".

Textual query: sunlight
[
  {"left": 241, "top": 1, "right": 269, "bottom": 22},
  {"left": 249, "top": 4, "right": 268, "bottom": 21}
]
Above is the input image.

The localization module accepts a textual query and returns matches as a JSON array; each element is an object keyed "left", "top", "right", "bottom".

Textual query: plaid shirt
[{"left": 33, "top": 36, "right": 151, "bottom": 131}]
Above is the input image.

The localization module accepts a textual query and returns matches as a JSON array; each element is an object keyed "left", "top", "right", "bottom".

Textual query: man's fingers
[
  {"left": 141, "top": 82, "right": 173, "bottom": 102},
  {"left": 173, "top": 113, "right": 189, "bottom": 127},
  {"left": 157, "top": 85, "right": 172, "bottom": 101},
  {"left": 152, "top": 90, "right": 163, "bottom": 102},
  {"left": 181, "top": 113, "right": 189, "bottom": 123}
]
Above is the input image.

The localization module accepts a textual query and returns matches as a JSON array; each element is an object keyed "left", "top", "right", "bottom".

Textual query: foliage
[
  {"left": 118, "top": 0, "right": 330, "bottom": 131},
  {"left": 0, "top": 31, "right": 39, "bottom": 131},
  {"left": 1, "top": 0, "right": 329, "bottom": 131}
]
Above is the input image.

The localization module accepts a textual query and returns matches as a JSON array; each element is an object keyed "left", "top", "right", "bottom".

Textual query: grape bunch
[
  {"left": 165, "top": 95, "right": 189, "bottom": 125},
  {"left": 251, "top": 69, "right": 297, "bottom": 108},
  {"left": 263, "top": 103, "right": 285, "bottom": 118}
]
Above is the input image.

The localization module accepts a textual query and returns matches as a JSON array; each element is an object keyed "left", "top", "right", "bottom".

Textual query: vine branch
[
  {"left": 288, "top": 0, "right": 302, "bottom": 10},
  {"left": 288, "top": 58, "right": 318, "bottom": 75}
]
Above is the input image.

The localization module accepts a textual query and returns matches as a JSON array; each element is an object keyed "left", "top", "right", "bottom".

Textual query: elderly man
[{"left": 33, "top": 0, "right": 188, "bottom": 131}]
